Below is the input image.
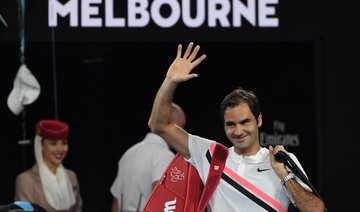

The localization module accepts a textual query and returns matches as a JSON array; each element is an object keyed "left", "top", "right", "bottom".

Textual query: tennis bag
[{"left": 143, "top": 143, "right": 228, "bottom": 212}]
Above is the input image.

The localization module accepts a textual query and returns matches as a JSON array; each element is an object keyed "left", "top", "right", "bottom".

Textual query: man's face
[{"left": 223, "top": 103, "right": 262, "bottom": 156}]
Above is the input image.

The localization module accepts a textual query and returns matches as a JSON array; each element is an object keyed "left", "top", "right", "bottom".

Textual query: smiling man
[{"left": 148, "top": 42, "right": 325, "bottom": 211}]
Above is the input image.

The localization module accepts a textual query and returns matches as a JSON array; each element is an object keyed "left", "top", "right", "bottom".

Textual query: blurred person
[
  {"left": 110, "top": 103, "right": 186, "bottom": 212},
  {"left": 15, "top": 119, "right": 82, "bottom": 212}
]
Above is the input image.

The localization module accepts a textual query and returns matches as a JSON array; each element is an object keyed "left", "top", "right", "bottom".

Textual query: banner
[{"left": 0, "top": 0, "right": 317, "bottom": 41}]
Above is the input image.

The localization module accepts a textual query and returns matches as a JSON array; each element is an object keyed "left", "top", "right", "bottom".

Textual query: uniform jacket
[{"left": 15, "top": 164, "right": 82, "bottom": 212}]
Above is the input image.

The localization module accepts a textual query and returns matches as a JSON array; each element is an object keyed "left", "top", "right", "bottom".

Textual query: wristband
[{"left": 281, "top": 172, "right": 295, "bottom": 185}]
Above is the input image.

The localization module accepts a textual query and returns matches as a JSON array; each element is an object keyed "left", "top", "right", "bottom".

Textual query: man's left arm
[
  {"left": 269, "top": 145, "right": 325, "bottom": 211},
  {"left": 283, "top": 178, "right": 325, "bottom": 211}
]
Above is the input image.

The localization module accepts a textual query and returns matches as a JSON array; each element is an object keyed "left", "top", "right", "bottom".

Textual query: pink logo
[{"left": 170, "top": 166, "right": 185, "bottom": 182}]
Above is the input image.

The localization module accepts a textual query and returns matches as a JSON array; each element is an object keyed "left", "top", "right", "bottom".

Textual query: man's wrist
[{"left": 281, "top": 172, "right": 295, "bottom": 185}]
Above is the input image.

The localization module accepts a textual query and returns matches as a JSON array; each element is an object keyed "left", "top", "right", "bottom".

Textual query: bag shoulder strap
[{"left": 196, "top": 142, "right": 228, "bottom": 212}]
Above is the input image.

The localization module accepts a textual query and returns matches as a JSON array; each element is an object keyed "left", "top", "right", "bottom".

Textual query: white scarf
[{"left": 34, "top": 135, "right": 76, "bottom": 210}]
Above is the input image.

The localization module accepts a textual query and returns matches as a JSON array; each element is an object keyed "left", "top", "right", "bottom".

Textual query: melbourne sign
[{"left": 49, "top": 0, "right": 279, "bottom": 28}]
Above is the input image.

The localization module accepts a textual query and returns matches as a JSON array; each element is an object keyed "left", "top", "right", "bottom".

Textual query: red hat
[{"left": 36, "top": 119, "right": 69, "bottom": 140}]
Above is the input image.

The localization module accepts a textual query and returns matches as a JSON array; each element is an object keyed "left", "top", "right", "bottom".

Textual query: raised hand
[{"left": 166, "top": 42, "right": 207, "bottom": 84}]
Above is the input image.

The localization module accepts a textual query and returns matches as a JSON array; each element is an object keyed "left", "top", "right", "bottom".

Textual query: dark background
[{"left": 1, "top": 1, "right": 359, "bottom": 211}]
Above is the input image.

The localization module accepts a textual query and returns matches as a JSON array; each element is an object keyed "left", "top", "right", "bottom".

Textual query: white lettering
[
  {"left": 48, "top": 0, "right": 280, "bottom": 28},
  {"left": 233, "top": 0, "right": 256, "bottom": 27},
  {"left": 182, "top": 0, "right": 205, "bottom": 28},
  {"left": 258, "top": 0, "right": 279, "bottom": 27},
  {"left": 48, "top": 0, "right": 78, "bottom": 27},
  {"left": 151, "top": 0, "right": 180, "bottom": 28},
  {"left": 164, "top": 198, "right": 177, "bottom": 212},
  {"left": 128, "top": 0, "right": 150, "bottom": 27},
  {"left": 82, "top": 0, "right": 102, "bottom": 27},
  {"left": 260, "top": 120, "right": 300, "bottom": 146},
  {"left": 105, "top": 0, "right": 125, "bottom": 27},
  {"left": 260, "top": 132, "right": 300, "bottom": 147},
  {"left": 208, "top": 0, "right": 231, "bottom": 27}
]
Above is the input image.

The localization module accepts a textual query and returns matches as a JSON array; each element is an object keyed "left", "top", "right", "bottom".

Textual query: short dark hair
[{"left": 220, "top": 87, "right": 261, "bottom": 124}]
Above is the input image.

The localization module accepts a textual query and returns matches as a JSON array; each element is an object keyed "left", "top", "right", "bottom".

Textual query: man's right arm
[{"left": 148, "top": 42, "right": 206, "bottom": 159}]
